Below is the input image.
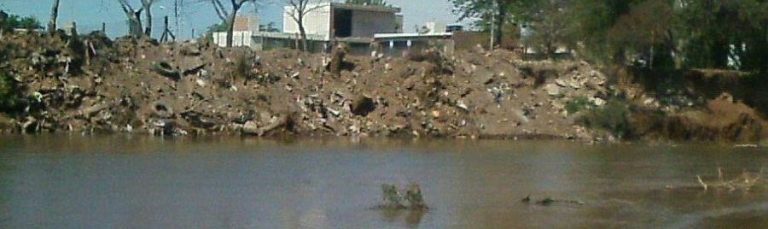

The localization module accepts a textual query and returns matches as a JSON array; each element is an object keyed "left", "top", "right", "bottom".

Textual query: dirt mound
[
  {"left": 0, "top": 32, "right": 611, "bottom": 140},
  {"left": 664, "top": 94, "right": 767, "bottom": 142},
  {"left": 630, "top": 93, "right": 768, "bottom": 142}
]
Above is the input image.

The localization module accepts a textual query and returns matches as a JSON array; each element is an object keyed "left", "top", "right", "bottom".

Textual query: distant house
[
  {"left": 219, "top": 2, "right": 457, "bottom": 56},
  {"left": 252, "top": 2, "right": 403, "bottom": 53},
  {"left": 373, "top": 21, "right": 454, "bottom": 57}
]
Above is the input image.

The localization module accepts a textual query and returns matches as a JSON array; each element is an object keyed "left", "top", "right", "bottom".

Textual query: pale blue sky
[{"left": 0, "top": 0, "right": 461, "bottom": 39}]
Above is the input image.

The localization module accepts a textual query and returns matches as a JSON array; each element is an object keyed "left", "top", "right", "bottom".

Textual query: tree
[
  {"left": 522, "top": 0, "right": 572, "bottom": 57},
  {"left": 607, "top": 0, "right": 675, "bottom": 69},
  {"left": 141, "top": 0, "right": 159, "bottom": 37},
  {"left": 48, "top": 0, "right": 60, "bottom": 34},
  {"left": 116, "top": 0, "right": 160, "bottom": 38},
  {"left": 0, "top": 11, "right": 43, "bottom": 31},
  {"left": 117, "top": 0, "right": 145, "bottom": 37},
  {"left": 452, "top": 0, "right": 522, "bottom": 47},
  {"left": 284, "top": 0, "right": 324, "bottom": 52},
  {"left": 206, "top": 0, "right": 260, "bottom": 47},
  {"left": 564, "top": 0, "right": 635, "bottom": 64}
]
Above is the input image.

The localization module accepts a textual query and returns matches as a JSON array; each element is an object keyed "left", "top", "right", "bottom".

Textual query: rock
[
  {"left": 242, "top": 115, "right": 293, "bottom": 136},
  {"left": 195, "top": 79, "right": 207, "bottom": 87},
  {"left": 350, "top": 95, "right": 376, "bottom": 116},
  {"left": 555, "top": 78, "right": 567, "bottom": 87},
  {"left": 569, "top": 79, "right": 582, "bottom": 89},
  {"left": 181, "top": 111, "right": 217, "bottom": 129},
  {"left": 431, "top": 110, "right": 441, "bottom": 118},
  {"left": 545, "top": 84, "right": 561, "bottom": 96},
  {"left": 592, "top": 97, "right": 606, "bottom": 106},
  {"left": 241, "top": 121, "right": 259, "bottom": 134},
  {"left": 79, "top": 103, "right": 108, "bottom": 118},
  {"left": 456, "top": 100, "right": 469, "bottom": 112},
  {"left": 180, "top": 44, "right": 201, "bottom": 56},
  {"left": 327, "top": 107, "right": 341, "bottom": 117}
]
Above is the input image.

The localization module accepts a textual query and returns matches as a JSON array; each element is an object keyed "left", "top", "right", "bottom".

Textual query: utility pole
[
  {"left": 174, "top": 0, "right": 181, "bottom": 40},
  {"left": 489, "top": 7, "right": 496, "bottom": 51},
  {"left": 160, "top": 16, "right": 176, "bottom": 42}
]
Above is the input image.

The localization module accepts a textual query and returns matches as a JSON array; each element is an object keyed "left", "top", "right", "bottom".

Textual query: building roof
[
  {"left": 374, "top": 32, "right": 453, "bottom": 41},
  {"left": 291, "top": 2, "right": 401, "bottom": 13},
  {"left": 330, "top": 3, "right": 401, "bottom": 13}
]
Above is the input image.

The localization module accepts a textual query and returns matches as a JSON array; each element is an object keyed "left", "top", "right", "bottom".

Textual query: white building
[
  {"left": 220, "top": 2, "right": 454, "bottom": 56},
  {"left": 282, "top": 2, "right": 402, "bottom": 41},
  {"left": 253, "top": 2, "right": 403, "bottom": 53},
  {"left": 213, "top": 16, "right": 260, "bottom": 47}
]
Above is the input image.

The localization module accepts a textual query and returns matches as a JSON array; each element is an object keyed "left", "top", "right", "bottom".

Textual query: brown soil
[
  {"left": 0, "top": 32, "right": 611, "bottom": 140},
  {"left": 617, "top": 66, "right": 768, "bottom": 143}
]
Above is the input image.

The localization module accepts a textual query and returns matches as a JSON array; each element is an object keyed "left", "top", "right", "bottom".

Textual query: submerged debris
[
  {"left": 378, "top": 183, "right": 428, "bottom": 210},
  {"left": 696, "top": 168, "right": 764, "bottom": 192},
  {"left": 522, "top": 195, "right": 585, "bottom": 206}
]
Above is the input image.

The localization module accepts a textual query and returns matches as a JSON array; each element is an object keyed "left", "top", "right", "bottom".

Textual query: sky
[{"left": 0, "top": 0, "right": 462, "bottom": 40}]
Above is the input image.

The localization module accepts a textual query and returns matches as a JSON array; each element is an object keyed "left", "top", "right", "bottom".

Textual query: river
[{"left": 1, "top": 135, "right": 767, "bottom": 228}]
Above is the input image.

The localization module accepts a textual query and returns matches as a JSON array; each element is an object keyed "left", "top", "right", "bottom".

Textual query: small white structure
[
  {"left": 213, "top": 31, "right": 255, "bottom": 47},
  {"left": 213, "top": 16, "right": 260, "bottom": 47},
  {"left": 423, "top": 22, "right": 446, "bottom": 34}
]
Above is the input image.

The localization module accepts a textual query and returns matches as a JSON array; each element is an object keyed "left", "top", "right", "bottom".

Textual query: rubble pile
[{"left": 0, "top": 33, "right": 611, "bottom": 140}]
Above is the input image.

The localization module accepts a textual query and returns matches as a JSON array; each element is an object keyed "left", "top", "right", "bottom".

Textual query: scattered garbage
[{"left": 0, "top": 31, "right": 616, "bottom": 140}]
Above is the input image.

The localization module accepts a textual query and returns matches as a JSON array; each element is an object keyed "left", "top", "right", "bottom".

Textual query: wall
[
  {"left": 212, "top": 31, "right": 254, "bottom": 48},
  {"left": 350, "top": 10, "right": 397, "bottom": 38},
  {"left": 283, "top": 4, "right": 332, "bottom": 40},
  {"left": 233, "top": 16, "right": 259, "bottom": 32}
]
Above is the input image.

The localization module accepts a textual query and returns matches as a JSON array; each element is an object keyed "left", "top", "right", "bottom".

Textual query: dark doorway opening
[{"left": 334, "top": 9, "right": 352, "bottom": 38}]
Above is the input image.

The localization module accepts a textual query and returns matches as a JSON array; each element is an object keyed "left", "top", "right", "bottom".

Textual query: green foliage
[
  {"left": 345, "top": 0, "right": 389, "bottom": 6},
  {"left": 0, "top": 10, "right": 43, "bottom": 31},
  {"left": 564, "top": 0, "right": 768, "bottom": 72},
  {"left": 521, "top": 0, "right": 572, "bottom": 57},
  {"left": 579, "top": 99, "right": 630, "bottom": 138},
  {"left": 232, "top": 51, "right": 253, "bottom": 80},
  {"left": 0, "top": 72, "right": 20, "bottom": 112},
  {"left": 565, "top": 96, "right": 594, "bottom": 114},
  {"left": 451, "top": 0, "right": 525, "bottom": 43}
]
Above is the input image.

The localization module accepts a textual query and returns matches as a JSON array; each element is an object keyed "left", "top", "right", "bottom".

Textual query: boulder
[{"left": 545, "top": 84, "right": 561, "bottom": 96}]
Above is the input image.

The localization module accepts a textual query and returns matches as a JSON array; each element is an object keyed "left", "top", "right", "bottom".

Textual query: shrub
[
  {"left": 0, "top": 72, "right": 20, "bottom": 112},
  {"left": 579, "top": 98, "right": 630, "bottom": 138},
  {"left": 0, "top": 11, "right": 43, "bottom": 31},
  {"left": 232, "top": 51, "right": 253, "bottom": 80},
  {"left": 565, "top": 96, "right": 594, "bottom": 114}
]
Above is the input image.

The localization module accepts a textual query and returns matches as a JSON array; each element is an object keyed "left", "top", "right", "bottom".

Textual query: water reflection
[
  {"left": 378, "top": 208, "right": 425, "bottom": 228},
  {"left": 0, "top": 136, "right": 767, "bottom": 228}
]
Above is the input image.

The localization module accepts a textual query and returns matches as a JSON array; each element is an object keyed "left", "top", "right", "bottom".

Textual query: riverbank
[
  {"left": 1, "top": 31, "right": 767, "bottom": 143},
  {"left": 0, "top": 32, "right": 611, "bottom": 141}
]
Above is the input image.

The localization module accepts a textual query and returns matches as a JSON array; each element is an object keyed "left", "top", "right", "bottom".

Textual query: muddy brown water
[{"left": 1, "top": 135, "right": 767, "bottom": 228}]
